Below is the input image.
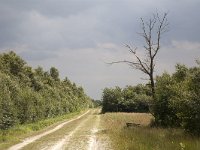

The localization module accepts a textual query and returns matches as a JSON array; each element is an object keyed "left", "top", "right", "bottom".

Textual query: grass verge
[
  {"left": 100, "top": 112, "right": 200, "bottom": 150},
  {"left": 0, "top": 110, "right": 87, "bottom": 149}
]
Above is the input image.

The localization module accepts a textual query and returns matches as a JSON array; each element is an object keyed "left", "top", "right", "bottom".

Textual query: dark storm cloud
[
  {"left": 1, "top": 0, "right": 200, "bottom": 50},
  {"left": 0, "top": 0, "right": 99, "bottom": 50},
  {"left": 0, "top": 0, "right": 200, "bottom": 99},
  {"left": 0, "top": 0, "right": 96, "bottom": 17}
]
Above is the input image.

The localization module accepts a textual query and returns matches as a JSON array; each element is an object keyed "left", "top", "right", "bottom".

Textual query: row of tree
[
  {"left": 102, "top": 84, "right": 151, "bottom": 113},
  {"left": 0, "top": 51, "right": 93, "bottom": 130}
]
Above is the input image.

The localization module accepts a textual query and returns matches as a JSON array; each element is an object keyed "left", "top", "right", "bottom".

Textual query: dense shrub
[
  {"left": 154, "top": 64, "right": 200, "bottom": 135},
  {"left": 102, "top": 85, "right": 151, "bottom": 113},
  {"left": 0, "top": 73, "right": 19, "bottom": 129},
  {"left": 153, "top": 72, "right": 180, "bottom": 127}
]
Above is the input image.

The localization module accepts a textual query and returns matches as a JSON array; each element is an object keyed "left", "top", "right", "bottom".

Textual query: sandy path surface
[
  {"left": 45, "top": 113, "right": 91, "bottom": 150},
  {"left": 7, "top": 109, "right": 111, "bottom": 150},
  {"left": 87, "top": 114, "right": 100, "bottom": 150},
  {"left": 8, "top": 110, "right": 90, "bottom": 150},
  {"left": 54, "top": 109, "right": 102, "bottom": 150}
]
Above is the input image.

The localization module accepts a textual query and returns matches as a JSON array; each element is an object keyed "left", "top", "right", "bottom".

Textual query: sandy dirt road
[{"left": 8, "top": 109, "right": 111, "bottom": 150}]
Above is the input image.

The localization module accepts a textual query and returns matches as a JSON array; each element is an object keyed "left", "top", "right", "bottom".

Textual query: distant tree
[
  {"left": 102, "top": 85, "right": 150, "bottom": 113},
  {"left": 50, "top": 67, "right": 59, "bottom": 81},
  {"left": 109, "top": 13, "right": 169, "bottom": 101},
  {"left": 35, "top": 66, "right": 44, "bottom": 77},
  {"left": 123, "top": 85, "right": 151, "bottom": 112},
  {"left": 102, "top": 87, "right": 123, "bottom": 113},
  {"left": 63, "top": 77, "right": 72, "bottom": 86},
  {"left": 173, "top": 64, "right": 188, "bottom": 82},
  {"left": 92, "top": 100, "right": 102, "bottom": 108},
  {"left": 0, "top": 51, "right": 26, "bottom": 76}
]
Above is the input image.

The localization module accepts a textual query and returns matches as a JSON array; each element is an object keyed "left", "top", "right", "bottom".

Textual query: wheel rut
[{"left": 8, "top": 109, "right": 111, "bottom": 150}]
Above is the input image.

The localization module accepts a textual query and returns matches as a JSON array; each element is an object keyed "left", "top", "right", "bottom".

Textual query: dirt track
[{"left": 8, "top": 109, "right": 111, "bottom": 150}]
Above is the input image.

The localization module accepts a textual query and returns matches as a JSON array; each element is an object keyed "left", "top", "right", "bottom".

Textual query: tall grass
[{"left": 100, "top": 112, "right": 200, "bottom": 150}]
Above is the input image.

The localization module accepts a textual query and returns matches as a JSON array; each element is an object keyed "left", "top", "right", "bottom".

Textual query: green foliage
[
  {"left": 154, "top": 64, "right": 200, "bottom": 135},
  {"left": 0, "top": 73, "right": 18, "bottom": 130},
  {"left": 0, "top": 51, "right": 26, "bottom": 76},
  {"left": 0, "top": 51, "right": 92, "bottom": 131},
  {"left": 92, "top": 100, "right": 102, "bottom": 108},
  {"left": 50, "top": 67, "right": 59, "bottom": 81},
  {"left": 102, "top": 85, "right": 151, "bottom": 113},
  {"left": 102, "top": 87, "right": 123, "bottom": 112},
  {"left": 154, "top": 72, "right": 180, "bottom": 127},
  {"left": 123, "top": 85, "right": 151, "bottom": 112}
]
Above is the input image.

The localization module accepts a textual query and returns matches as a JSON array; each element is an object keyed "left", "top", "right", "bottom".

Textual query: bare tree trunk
[
  {"left": 150, "top": 74, "right": 155, "bottom": 99},
  {"left": 109, "top": 12, "right": 169, "bottom": 102}
]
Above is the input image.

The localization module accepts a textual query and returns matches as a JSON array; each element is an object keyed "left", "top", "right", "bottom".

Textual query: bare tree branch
[{"left": 108, "top": 12, "right": 169, "bottom": 100}]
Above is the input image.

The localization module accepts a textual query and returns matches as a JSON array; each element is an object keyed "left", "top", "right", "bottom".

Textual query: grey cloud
[
  {"left": 1, "top": 0, "right": 200, "bottom": 50},
  {"left": 0, "top": 0, "right": 200, "bottom": 99},
  {"left": 20, "top": 50, "right": 58, "bottom": 61}
]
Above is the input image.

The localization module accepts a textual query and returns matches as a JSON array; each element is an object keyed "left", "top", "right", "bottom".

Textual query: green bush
[
  {"left": 102, "top": 85, "right": 151, "bottom": 113},
  {"left": 154, "top": 64, "right": 200, "bottom": 135},
  {"left": 0, "top": 73, "right": 18, "bottom": 130}
]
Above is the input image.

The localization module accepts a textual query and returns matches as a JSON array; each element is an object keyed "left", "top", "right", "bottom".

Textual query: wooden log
[{"left": 126, "top": 122, "right": 140, "bottom": 127}]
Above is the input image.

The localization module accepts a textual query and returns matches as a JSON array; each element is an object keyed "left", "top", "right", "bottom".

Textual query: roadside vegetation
[
  {"left": 153, "top": 63, "right": 200, "bottom": 134},
  {"left": 102, "top": 84, "right": 151, "bottom": 113},
  {"left": 0, "top": 51, "right": 92, "bottom": 143},
  {"left": 102, "top": 62, "right": 200, "bottom": 134},
  {"left": 100, "top": 112, "right": 200, "bottom": 150},
  {"left": 103, "top": 11, "right": 200, "bottom": 136},
  {"left": 0, "top": 110, "right": 85, "bottom": 149}
]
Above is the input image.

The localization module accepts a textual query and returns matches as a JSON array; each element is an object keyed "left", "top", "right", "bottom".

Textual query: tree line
[
  {"left": 0, "top": 51, "right": 93, "bottom": 130},
  {"left": 102, "top": 62, "right": 200, "bottom": 135},
  {"left": 102, "top": 84, "right": 151, "bottom": 113}
]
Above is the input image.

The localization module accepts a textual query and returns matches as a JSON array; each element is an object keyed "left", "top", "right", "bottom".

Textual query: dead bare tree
[{"left": 109, "top": 12, "right": 169, "bottom": 100}]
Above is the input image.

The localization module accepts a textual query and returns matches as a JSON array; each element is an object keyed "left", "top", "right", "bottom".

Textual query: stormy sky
[{"left": 0, "top": 0, "right": 200, "bottom": 99}]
